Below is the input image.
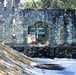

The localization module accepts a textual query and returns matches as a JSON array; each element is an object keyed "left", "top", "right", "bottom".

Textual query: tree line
[{"left": 20, "top": 0, "right": 76, "bottom": 9}]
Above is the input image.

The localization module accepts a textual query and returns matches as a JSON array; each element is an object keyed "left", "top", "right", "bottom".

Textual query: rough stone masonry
[{"left": 0, "top": 0, "right": 76, "bottom": 58}]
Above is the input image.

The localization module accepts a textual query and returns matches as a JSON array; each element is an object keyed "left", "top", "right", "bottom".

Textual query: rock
[{"left": 35, "top": 64, "right": 64, "bottom": 70}]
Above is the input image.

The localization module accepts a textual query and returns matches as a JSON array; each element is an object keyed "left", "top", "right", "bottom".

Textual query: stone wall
[
  {"left": 24, "top": 46, "right": 76, "bottom": 58},
  {"left": 0, "top": 0, "right": 75, "bottom": 47}
]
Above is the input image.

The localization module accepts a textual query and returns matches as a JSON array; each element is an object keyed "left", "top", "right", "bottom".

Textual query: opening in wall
[
  {"left": 4, "top": 0, "right": 7, "bottom": 8},
  {"left": 59, "top": 25, "right": 63, "bottom": 44},
  {"left": 27, "top": 21, "right": 50, "bottom": 47},
  {"left": 12, "top": 0, "right": 14, "bottom": 8}
]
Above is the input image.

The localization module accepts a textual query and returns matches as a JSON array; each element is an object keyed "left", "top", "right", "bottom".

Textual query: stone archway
[{"left": 27, "top": 21, "right": 50, "bottom": 46}]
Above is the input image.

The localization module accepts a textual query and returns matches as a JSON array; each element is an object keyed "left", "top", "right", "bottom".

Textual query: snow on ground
[
  {"left": 19, "top": 52, "right": 76, "bottom": 75},
  {"left": 27, "top": 58, "right": 76, "bottom": 75}
]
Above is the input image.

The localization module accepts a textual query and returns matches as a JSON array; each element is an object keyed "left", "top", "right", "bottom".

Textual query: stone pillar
[
  {"left": 49, "top": 10, "right": 60, "bottom": 46},
  {"left": 72, "top": 11, "right": 76, "bottom": 43},
  {"left": 63, "top": 13, "right": 68, "bottom": 43}
]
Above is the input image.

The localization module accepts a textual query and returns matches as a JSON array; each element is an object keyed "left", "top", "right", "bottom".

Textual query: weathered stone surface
[
  {"left": 0, "top": 0, "right": 75, "bottom": 47},
  {"left": 24, "top": 44, "right": 76, "bottom": 58}
]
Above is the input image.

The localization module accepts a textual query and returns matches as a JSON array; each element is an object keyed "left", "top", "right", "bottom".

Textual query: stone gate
[{"left": 0, "top": 0, "right": 76, "bottom": 47}]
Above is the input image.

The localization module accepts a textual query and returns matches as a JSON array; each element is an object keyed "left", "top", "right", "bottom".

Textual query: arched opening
[{"left": 27, "top": 21, "right": 50, "bottom": 46}]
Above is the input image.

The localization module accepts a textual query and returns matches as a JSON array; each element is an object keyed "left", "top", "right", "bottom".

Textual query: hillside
[{"left": 0, "top": 43, "right": 38, "bottom": 75}]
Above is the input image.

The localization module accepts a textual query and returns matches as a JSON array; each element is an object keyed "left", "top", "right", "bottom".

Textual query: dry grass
[{"left": 0, "top": 43, "right": 37, "bottom": 75}]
